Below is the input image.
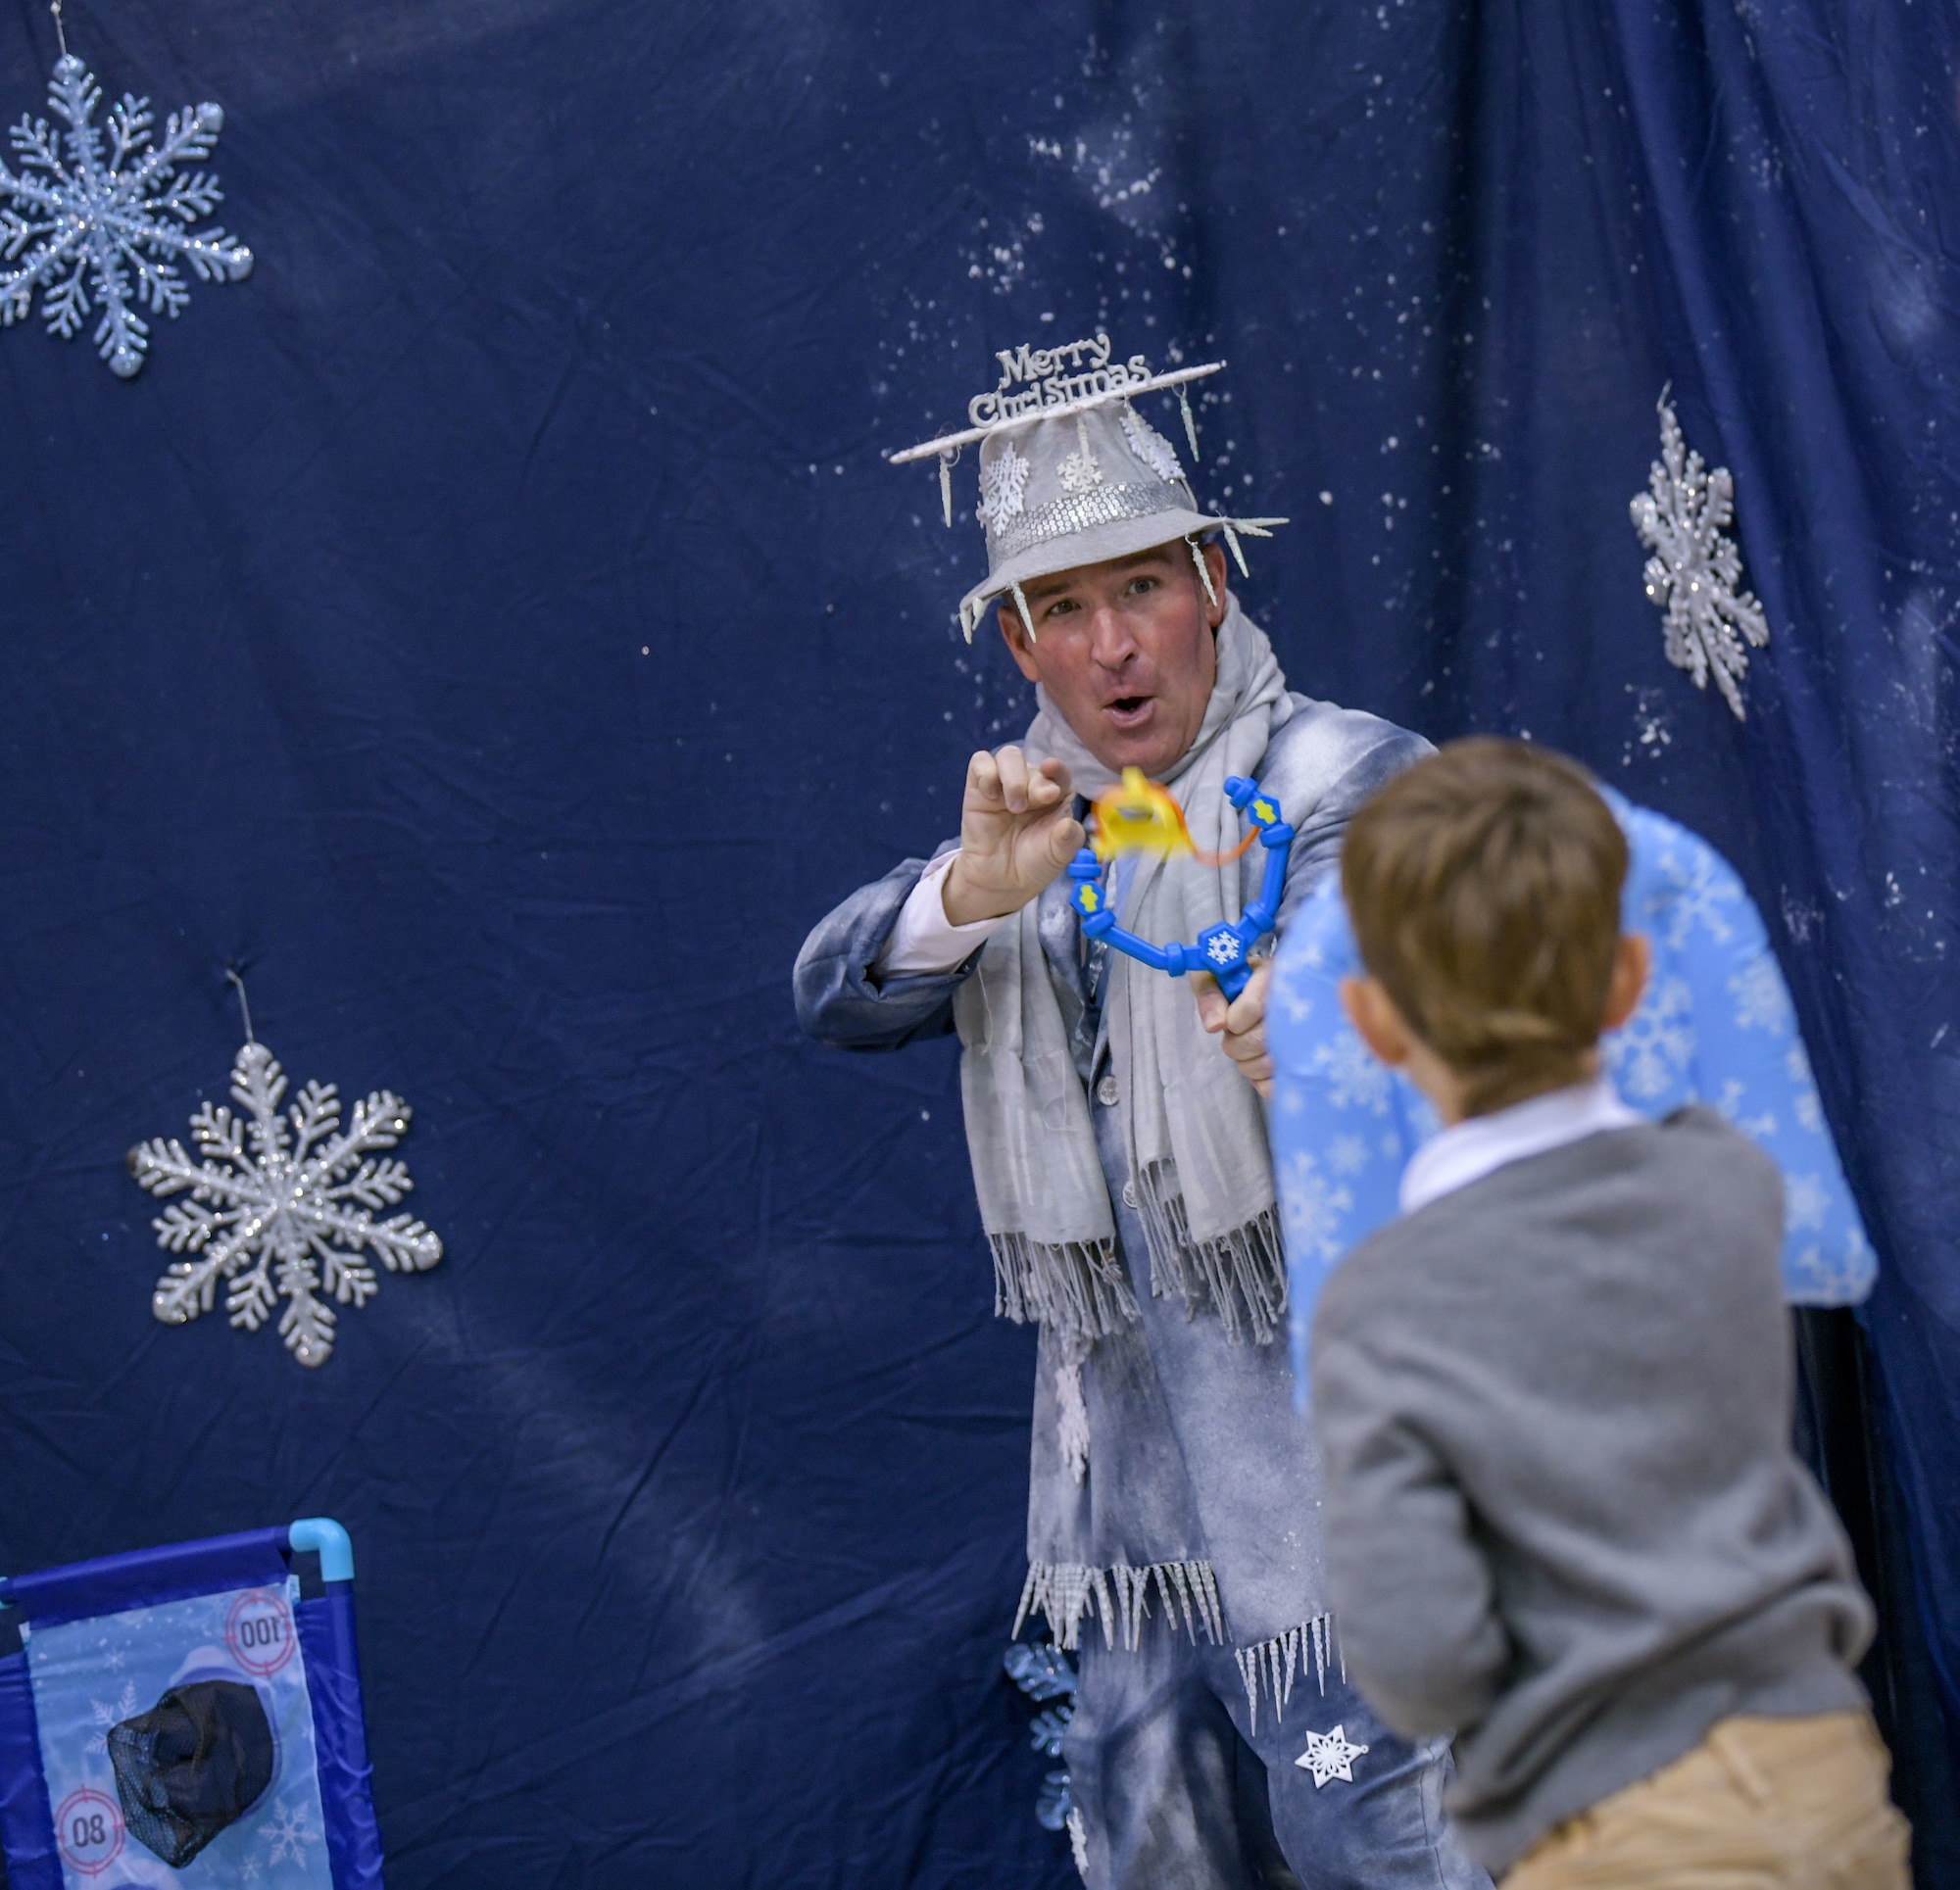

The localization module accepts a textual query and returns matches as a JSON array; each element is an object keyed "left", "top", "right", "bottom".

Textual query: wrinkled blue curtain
[{"left": 0, "top": 1, "right": 1955, "bottom": 1884}]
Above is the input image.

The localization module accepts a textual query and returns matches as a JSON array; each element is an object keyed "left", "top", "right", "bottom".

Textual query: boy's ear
[
  {"left": 1601, "top": 934, "right": 1651, "bottom": 1035},
  {"left": 1340, "top": 975, "right": 1414, "bottom": 1069}
]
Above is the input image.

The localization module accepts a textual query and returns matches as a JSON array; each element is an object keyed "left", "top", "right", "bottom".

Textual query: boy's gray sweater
[{"left": 1309, "top": 1106, "right": 1873, "bottom": 1873}]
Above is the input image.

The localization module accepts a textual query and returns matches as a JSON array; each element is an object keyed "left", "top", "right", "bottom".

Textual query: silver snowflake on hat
[
  {"left": 977, "top": 440, "right": 1030, "bottom": 528},
  {"left": 128, "top": 1006, "right": 442, "bottom": 1368},
  {"left": 890, "top": 329, "right": 1286, "bottom": 642},
  {"left": 0, "top": 7, "right": 252, "bottom": 379},
  {"left": 1629, "top": 391, "right": 1769, "bottom": 720},
  {"left": 1056, "top": 416, "right": 1106, "bottom": 496},
  {"left": 1120, "top": 408, "right": 1185, "bottom": 485}
]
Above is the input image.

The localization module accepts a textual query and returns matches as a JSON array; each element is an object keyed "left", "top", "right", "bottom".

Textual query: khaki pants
[{"left": 1503, "top": 1712, "right": 1910, "bottom": 1889}]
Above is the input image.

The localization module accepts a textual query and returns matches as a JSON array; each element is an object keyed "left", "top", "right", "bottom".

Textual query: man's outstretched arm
[
  {"left": 793, "top": 746, "right": 1082, "bottom": 1051},
  {"left": 793, "top": 852, "right": 971, "bottom": 1051}
]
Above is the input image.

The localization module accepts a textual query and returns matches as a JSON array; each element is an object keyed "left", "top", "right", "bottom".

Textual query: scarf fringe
[
  {"left": 1136, "top": 1163, "right": 1288, "bottom": 1345},
  {"left": 1055, "top": 1337, "right": 1092, "bottom": 1487},
  {"left": 1233, "top": 1614, "right": 1341, "bottom": 1735},
  {"left": 990, "top": 1231, "right": 1139, "bottom": 1338},
  {"left": 1013, "top": 1558, "right": 1225, "bottom": 1653}
]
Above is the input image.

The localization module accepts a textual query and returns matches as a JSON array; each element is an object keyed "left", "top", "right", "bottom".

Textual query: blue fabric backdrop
[{"left": 0, "top": 1, "right": 1956, "bottom": 1884}]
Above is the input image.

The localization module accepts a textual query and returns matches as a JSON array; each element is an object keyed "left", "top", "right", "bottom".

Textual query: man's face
[{"left": 998, "top": 539, "right": 1229, "bottom": 777}]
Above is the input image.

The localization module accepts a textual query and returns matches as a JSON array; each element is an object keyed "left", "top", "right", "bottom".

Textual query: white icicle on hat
[{"left": 890, "top": 332, "right": 1287, "bottom": 641}]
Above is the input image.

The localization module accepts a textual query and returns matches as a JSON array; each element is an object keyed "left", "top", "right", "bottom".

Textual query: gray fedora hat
[{"left": 891, "top": 334, "right": 1286, "bottom": 641}]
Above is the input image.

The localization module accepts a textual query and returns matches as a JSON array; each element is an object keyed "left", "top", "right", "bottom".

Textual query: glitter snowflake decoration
[
  {"left": 1629, "top": 393, "right": 1769, "bottom": 720},
  {"left": 128, "top": 1039, "right": 442, "bottom": 1368},
  {"left": 977, "top": 441, "right": 1030, "bottom": 530},
  {"left": 0, "top": 54, "right": 253, "bottom": 378}
]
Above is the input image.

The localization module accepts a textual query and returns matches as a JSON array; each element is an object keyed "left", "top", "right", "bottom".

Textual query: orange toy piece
[{"left": 1089, "top": 768, "right": 1259, "bottom": 868}]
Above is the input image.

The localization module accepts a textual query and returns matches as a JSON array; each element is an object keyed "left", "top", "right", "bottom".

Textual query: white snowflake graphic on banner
[
  {"left": 1277, "top": 1150, "right": 1354, "bottom": 1265},
  {"left": 1786, "top": 1173, "right": 1831, "bottom": 1233},
  {"left": 1729, "top": 955, "right": 1793, "bottom": 1036},
  {"left": 1649, "top": 838, "right": 1742, "bottom": 948},
  {"left": 1328, "top": 1134, "right": 1370, "bottom": 1177},
  {"left": 1629, "top": 392, "right": 1770, "bottom": 720},
  {"left": 83, "top": 1679, "right": 138, "bottom": 1755},
  {"left": 0, "top": 54, "right": 253, "bottom": 377},
  {"left": 1307, "top": 1034, "right": 1394, "bottom": 1115},
  {"left": 263, "top": 1801, "right": 318, "bottom": 1866},
  {"left": 1295, "top": 1722, "right": 1370, "bottom": 1788},
  {"left": 128, "top": 1038, "right": 442, "bottom": 1368},
  {"left": 1607, "top": 975, "right": 1695, "bottom": 1102}
]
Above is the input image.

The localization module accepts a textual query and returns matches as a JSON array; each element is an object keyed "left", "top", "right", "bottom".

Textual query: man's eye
[
  {"left": 1045, "top": 598, "right": 1078, "bottom": 618},
  {"left": 1128, "top": 576, "right": 1158, "bottom": 595}
]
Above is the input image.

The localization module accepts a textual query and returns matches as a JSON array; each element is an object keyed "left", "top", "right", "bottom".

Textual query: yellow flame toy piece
[
  {"left": 1090, "top": 768, "right": 1196, "bottom": 863},
  {"left": 1089, "top": 767, "right": 1262, "bottom": 868}
]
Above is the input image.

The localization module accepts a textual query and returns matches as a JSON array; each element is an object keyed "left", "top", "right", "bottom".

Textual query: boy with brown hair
[{"left": 1309, "top": 737, "right": 1911, "bottom": 1887}]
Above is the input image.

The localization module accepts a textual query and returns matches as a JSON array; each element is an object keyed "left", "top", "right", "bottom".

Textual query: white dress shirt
[
  {"left": 1398, "top": 1075, "right": 1642, "bottom": 1217},
  {"left": 875, "top": 851, "right": 1012, "bottom": 975}
]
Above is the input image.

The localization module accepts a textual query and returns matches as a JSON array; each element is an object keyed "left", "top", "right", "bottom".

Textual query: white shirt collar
[{"left": 1398, "top": 1075, "right": 1642, "bottom": 1217}]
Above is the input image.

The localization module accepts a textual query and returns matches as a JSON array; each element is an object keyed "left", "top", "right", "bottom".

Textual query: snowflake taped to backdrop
[
  {"left": 0, "top": 54, "right": 252, "bottom": 377},
  {"left": 127, "top": 1040, "right": 442, "bottom": 1368}
]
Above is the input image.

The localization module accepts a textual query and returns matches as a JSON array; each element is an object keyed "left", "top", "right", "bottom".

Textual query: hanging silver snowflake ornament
[
  {"left": 0, "top": 54, "right": 252, "bottom": 377},
  {"left": 1629, "top": 393, "right": 1770, "bottom": 720},
  {"left": 127, "top": 1041, "right": 442, "bottom": 1368}
]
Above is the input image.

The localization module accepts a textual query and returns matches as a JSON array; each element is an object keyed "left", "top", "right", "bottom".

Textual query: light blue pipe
[{"left": 288, "top": 1517, "right": 355, "bottom": 1582}]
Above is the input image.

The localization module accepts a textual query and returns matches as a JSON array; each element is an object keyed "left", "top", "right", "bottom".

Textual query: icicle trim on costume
[
  {"left": 1186, "top": 535, "right": 1218, "bottom": 607},
  {"left": 990, "top": 1231, "right": 1138, "bottom": 1338},
  {"left": 1134, "top": 1161, "right": 1288, "bottom": 1345},
  {"left": 1233, "top": 1614, "right": 1342, "bottom": 1735},
  {"left": 1013, "top": 1558, "right": 1226, "bottom": 1653}
]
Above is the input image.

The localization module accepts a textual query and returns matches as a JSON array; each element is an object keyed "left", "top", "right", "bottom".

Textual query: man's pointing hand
[{"left": 942, "top": 746, "right": 1085, "bottom": 926}]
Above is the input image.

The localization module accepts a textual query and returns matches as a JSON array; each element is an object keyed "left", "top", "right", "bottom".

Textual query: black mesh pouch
[{"left": 106, "top": 1678, "right": 275, "bottom": 1866}]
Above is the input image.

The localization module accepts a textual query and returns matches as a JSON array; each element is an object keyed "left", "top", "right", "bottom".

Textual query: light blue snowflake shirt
[{"left": 1266, "top": 792, "right": 1876, "bottom": 1405}]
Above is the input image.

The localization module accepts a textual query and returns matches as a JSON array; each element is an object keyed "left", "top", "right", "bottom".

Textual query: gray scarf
[{"left": 954, "top": 601, "right": 1292, "bottom": 1349}]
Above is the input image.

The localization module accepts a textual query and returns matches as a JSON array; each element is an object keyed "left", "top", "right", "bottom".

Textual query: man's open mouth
[{"left": 1107, "top": 695, "right": 1152, "bottom": 722}]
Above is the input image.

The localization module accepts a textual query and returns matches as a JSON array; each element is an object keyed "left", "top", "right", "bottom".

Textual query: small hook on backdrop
[{"left": 225, "top": 967, "right": 256, "bottom": 1045}]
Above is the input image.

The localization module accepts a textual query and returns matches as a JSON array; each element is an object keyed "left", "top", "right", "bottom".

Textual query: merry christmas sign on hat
[{"left": 891, "top": 332, "right": 1287, "bottom": 641}]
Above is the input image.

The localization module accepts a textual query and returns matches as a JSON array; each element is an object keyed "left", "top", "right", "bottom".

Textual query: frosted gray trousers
[{"left": 1066, "top": 1623, "right": 1487, "bottom": 1890}]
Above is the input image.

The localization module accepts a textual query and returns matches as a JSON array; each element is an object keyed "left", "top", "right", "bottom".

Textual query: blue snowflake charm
[{"left": 0, "top": 54, "right": 253, "bottom": 377}]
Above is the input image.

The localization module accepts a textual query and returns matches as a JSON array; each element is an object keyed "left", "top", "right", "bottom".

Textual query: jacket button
[{"left": 1097, "top": 1076, "right": 1120, "bottom": 1108}]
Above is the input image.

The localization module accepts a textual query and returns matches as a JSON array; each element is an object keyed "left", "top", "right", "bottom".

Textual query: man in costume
[{"left": 795, "top": 340, "right": 1485, "bottom": 1890}]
